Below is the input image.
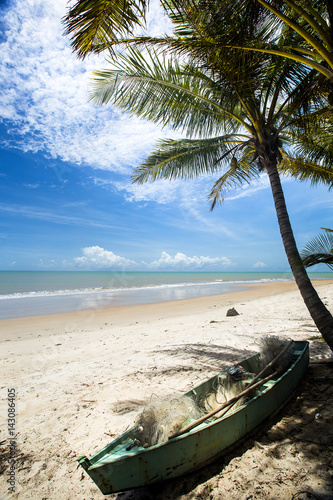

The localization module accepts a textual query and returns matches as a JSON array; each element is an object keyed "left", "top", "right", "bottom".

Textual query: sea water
[{"left": 0, "top": 271, "right": 331, "bottom": 320}]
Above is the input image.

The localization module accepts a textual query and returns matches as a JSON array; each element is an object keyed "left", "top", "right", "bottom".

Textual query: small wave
[
  {"left": 0, "top": 277, "right": 293, "bottom": 300},
  {"left": 0, "top": 287, "right": 105, "bottom": 300}
]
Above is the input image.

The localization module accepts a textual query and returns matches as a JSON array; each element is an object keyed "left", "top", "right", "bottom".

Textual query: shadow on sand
[{"left": 111, "top": 353, "right": 333, "bottom": 500}]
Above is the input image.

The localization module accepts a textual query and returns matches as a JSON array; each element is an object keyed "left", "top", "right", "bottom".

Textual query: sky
[{"left": 0, "top": 0, "right": 332, "bottom": 272}]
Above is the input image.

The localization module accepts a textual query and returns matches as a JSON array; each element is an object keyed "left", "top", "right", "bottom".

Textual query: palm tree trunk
[{"left": 266, "top": 160, "right": 333, "bottom": 351}]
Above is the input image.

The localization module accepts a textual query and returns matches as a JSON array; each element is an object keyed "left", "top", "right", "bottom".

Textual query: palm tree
[
  {"left": 90, "top": 40, "right": 333, "bottom": 348},
  {"left": 301, "top": 229, "right": 333, "bottom": 270},
  {"left": 63, "top": 1, "right": 333, "bottom": 159},
  {"left": 63, "top": 0, "right": 148, "bottom": 58},
  {"left": 243, "top": 0, "right": 333, "bottom": 82},
  {"left": 64, "top": 1, "right": 333, "bottom": 349},
  {"left": 63, "top": 0, "right": 333, "bottom": 86}
]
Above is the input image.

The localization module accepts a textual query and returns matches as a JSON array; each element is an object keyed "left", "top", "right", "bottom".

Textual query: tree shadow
[
  {"left": 159, "top": 342, "right": 253, "bottom": 364},
  {"left": 111, "top": 399, "right": 146, "bottom": 415},
  {"left": 151, "top": 343, "right": 254, "bottom": 376}
]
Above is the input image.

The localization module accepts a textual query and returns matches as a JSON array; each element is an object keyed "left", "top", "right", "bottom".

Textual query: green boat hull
[{"left": 78, "top": 340, "right": 309, "bottom": 494}]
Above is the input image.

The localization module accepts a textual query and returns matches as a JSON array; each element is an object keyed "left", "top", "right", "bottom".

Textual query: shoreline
[
  {"left": 1, "top": 273, "right": 332, "bottom": 321},
  {"left": 1, "top": 279, "right": 332, "bottom": 499},
  {"left": 1, "top": 280, "right": 332, "bottom": 338}
]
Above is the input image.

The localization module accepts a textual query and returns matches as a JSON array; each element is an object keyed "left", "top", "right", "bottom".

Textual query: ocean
[{"left": 0, "top": 271, "right": 331, "bottom": 320}]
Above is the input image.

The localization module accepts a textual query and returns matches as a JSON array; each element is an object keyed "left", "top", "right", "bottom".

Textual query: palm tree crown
[
  {"left": 63, "top": 0, "right": 333, "bottom": 82},
  {"left": 65, "top": 0, "right": 333, "bottom": 349}
]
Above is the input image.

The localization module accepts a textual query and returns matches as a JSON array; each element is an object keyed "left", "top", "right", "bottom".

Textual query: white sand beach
[{"left": 0, "top": 280, "right": 333, "bottom": 499}]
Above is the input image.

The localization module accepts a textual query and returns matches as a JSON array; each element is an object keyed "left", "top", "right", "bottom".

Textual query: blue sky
[{"left": 0, "top": 0, "right": 332, "bottom": 272}]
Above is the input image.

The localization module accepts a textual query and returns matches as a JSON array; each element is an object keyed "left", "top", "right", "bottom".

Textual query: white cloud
[
  {"left": 73, "top": 246, "right": 136, "bottom": 269},
  {"left": 103, "top": 178, "right": 181, "bottom": 205},
  {"left": 1, "top": 0, "right": 288, "bottom": 222},
  {"left": 146, "top": 251, "right": 232, "bottom": 269},
  {"left": 1, "top": 0, "right": 276, "bottom": 209},
  {"left": 91, "top": 174, "right": 216, "bottom": 207},
  {"left": 70, "top": 246, "right": 232, "bottom": 270},
  {"left": 253, "top": 261, "right": 268, "bottom": 269},
  {"left": 138, "top": 0, "right": 173, "bottom": 36},
  {"left": 0, "top": 0, "right": 171, "bottom": 173}
]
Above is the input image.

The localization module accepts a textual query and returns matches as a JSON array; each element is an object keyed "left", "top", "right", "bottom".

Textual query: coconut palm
[
  {"left": 63, "top": 0, "right": 333, "bottom": 85},
  {"left": 301, "top": 229, "right": 333, "bottom": 270},
  {"left": 189, "top": 0, "right": 333, "bottom": 88},
  {"left": 64, "top": 1, "right": 333, "bottom": 348},
  {"left": 89, "top": 38, "right": 333, "bottom": 348},
  {"left": 63, "top": 1, "right": 333, "bottom": 158}
]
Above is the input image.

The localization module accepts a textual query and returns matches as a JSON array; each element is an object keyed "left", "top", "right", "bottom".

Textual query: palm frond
[
  {"left": 63, "top": 0, "right": 147, "bottom": 58},
  {"left": 301, "top": 230, "right": 333, "bottom": 270},
  {"left": 278, "top": 153, "right": 333, "bottom": 188},
  {"left": 287, "top": 111, "right": 333, "bottom": 167},
  {"left": 90, "top": 48, "right": 253, "bottom": 137},
  {"left": 209, "top": 148, "right": 260, "bottom": 209},
  {"left": 258, "top": 0, "right": 333, "bottom": 67},
  {"left": 132, "top": 134, "right": 251, "bottom": 183}
]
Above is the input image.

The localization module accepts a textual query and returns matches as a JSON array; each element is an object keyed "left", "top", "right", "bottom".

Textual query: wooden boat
[{"left": 78, "top": 340, "right": 309, "bottom": 494}]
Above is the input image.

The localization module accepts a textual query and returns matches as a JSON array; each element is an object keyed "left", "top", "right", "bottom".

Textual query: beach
[{"left": 1, "top": 280, "right": 333, "bottom": 499}]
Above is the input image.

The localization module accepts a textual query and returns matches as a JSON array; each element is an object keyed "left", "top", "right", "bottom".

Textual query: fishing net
[
  {"left": 132, "top": 368, "right": 254, "bottom": 447},
  {"left": 131, "top": 337, "right": 294, "bottom": 447},
  {"left": 133, "top": 394, "right": 202, "bottom": 448},
  {"left": 197, "top": 373, "right": 251, "bottom": 415},
  {"left": 258, "top": 336, "right": 294, "bottom": 373}
]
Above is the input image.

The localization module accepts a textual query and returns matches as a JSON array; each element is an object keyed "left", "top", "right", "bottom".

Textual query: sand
[{"left": 0, "top": 280, "right": 332, "bottom": 499}]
